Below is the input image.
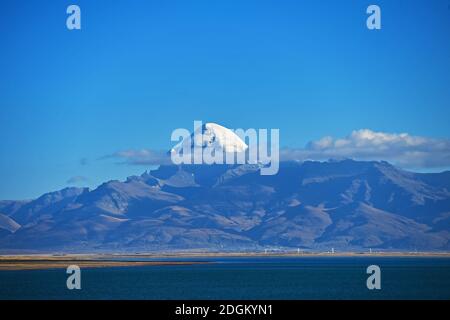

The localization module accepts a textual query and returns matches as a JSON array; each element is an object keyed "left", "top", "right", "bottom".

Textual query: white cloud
[
  {"left": 103, "top": 149, "right": 172, "bottom": 166},
  {"left": 282, "top": 129, "right": 450, "bottom": 170},
  {"left": 103, "top": 129, "right": 450, "bottom": 171},
  {"left": 66, "top": 176, "right": 89, "bottom": 185}
]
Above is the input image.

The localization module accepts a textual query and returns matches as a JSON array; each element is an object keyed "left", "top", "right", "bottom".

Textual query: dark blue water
[{"left": 0, "top": 257, "right": 449, "bottom": 299}]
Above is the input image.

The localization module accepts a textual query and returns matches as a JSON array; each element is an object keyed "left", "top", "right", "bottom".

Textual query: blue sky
[{"left": 1, "top": 0, "right": 449, "bottom": 199}]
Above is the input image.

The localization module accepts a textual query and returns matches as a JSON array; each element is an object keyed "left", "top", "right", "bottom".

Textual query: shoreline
[
  {"left": 0, "top": 252, "right": 449, "bottom": 270},
  {"left": 112, "top": 251, "right": 450, "bottom": 258},
  {"left": 0, "top": 258, "right": 209, "bottom": 271}
]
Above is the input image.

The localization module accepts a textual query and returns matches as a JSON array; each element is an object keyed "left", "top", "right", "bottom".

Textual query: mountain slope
[{"left": 0, "top": 160, "right": 449, "bottom": 252}]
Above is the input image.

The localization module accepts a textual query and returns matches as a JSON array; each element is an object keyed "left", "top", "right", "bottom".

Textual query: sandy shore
[{"left": 0, "top": 256, "right": 209, "bottom": 270}]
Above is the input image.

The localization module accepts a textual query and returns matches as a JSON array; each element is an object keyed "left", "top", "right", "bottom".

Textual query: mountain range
[{"left": 1, "top": 159, "right": 449, "bottom": 253}]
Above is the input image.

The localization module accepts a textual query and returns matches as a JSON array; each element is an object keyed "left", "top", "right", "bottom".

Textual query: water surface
[{"left": 0, "top": 256, "right": 448, "bottom": 299}]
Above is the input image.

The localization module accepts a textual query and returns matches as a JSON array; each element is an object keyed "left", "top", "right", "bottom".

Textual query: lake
[{"left": 0, "top": 256, "right": 449, "bottom": 299}]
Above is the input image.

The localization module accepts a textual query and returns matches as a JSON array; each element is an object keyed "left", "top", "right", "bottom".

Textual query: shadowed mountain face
[{"left": 0, "top": 160, "right": 449, "bottom": 252}]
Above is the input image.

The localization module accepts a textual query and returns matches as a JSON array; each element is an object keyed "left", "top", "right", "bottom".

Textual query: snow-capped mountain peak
[{"left": 171, "top": 122, "right": 248, "bottom": 154}]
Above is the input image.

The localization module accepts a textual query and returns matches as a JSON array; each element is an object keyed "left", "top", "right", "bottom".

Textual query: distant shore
[
  {"left": 0, "top": 256, "right": 209, "bottom": 271},
  {"left": 0, "top": 251, "right": 449, "bottom": 270},
  {"left": 111, "top": 251, "right": 450, "bottom": 258}
]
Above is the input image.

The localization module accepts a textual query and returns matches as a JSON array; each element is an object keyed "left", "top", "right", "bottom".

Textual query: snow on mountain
[{"left": 170, "top": 122, "right": 248, "bottom": 156}]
